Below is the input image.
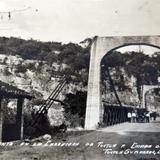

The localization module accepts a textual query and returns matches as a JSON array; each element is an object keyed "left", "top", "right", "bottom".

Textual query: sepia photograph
[{"left": 0, "top": 0, "right": 160, "bottom": 159}]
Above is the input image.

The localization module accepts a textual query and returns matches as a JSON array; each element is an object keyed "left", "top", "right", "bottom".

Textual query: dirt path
[{"left": 0, "top": 120, "right": 160, "bottom": 160}]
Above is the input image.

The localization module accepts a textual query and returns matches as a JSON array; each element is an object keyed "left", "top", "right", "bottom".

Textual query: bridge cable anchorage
[
  {"left": 26, "top": 77, "right": 67, "bottom": 133},
  {"left": 25, "top": 75, "right": 69, "bottom": 134},
  {"left": 40, "top": 80, "right": 67, "bottom": 114},
  {"left": 106, "top": 67, "right": 122, "bottom": 107},
  {"left": 34, "top": 76, "right": 67, "bottom": 118},
  {"left": 36, "top": 76, "right": 66, "bottom": 114}
]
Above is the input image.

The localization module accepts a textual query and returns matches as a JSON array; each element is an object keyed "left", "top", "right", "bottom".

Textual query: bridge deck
[{"left": 99, "top": 117, "right": 160, "bottom": 133}]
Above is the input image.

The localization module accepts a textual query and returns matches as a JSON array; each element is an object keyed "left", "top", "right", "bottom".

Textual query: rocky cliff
[{"left": 0, "top": 37, "right": 160, "bottom": 126}]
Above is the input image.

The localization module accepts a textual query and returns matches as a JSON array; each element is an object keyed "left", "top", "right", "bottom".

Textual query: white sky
[
  {"left": 117, "top": 46, "right": 160, "bottom": 56},
  {"left": 0, "top": 0, "right": 160, "bottom": 43}
]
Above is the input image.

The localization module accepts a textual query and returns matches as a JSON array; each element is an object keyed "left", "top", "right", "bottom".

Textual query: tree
[{"left": 63, "top": 91, "right": 87, "bottom": 127}]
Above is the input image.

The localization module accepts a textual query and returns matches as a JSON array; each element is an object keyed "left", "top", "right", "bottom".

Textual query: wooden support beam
[
  {"left": 0, "top": 97, "right": 4, "bottom": 142},
  {"left": 16, "top": 98, "right": 24, "bottom": 140}
]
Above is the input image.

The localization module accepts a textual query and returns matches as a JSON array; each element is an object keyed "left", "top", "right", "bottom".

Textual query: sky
[
  {"left": 0, "top": 0, "right": 160, "bottom": 43},
  {"left": 117, "top": 45, "right": 160, "bottom": 56}
]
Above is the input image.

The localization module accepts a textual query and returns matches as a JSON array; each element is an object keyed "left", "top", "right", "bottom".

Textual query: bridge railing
[{"left": 102, "top": 103, "right": 147, "bottom": 127}]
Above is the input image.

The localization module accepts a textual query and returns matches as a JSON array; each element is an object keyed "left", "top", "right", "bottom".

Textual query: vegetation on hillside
[
  {"left": 101, "top": 51, "right": 160, "bottom": 100},
  {"left": 0, "top": 36, "right": 92, "bottom": 88},
  {"left": 1, "top": 36, "right": 160, "bottom": 132}
]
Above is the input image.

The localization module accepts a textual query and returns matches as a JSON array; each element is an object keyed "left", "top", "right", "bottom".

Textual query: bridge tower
[
  {"left": 141, "top": 85, "right": 160, "bottom": 110},
  {"left": 85, "top": 36, "right": 160, "bottom": 130}
]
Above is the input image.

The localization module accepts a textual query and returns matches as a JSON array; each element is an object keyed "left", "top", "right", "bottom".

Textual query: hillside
[
  {"left": 0, "top": 37, "right": 160, "bottom": 130},
  {"left": 101, "top": 51, "right": 160, "bottom": 112},
  {"left": 0, "top": 37, "right": 92, "bottom": 98},
  {"left": 0, "top": 37, "right": 92, "bottom": 130}
]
